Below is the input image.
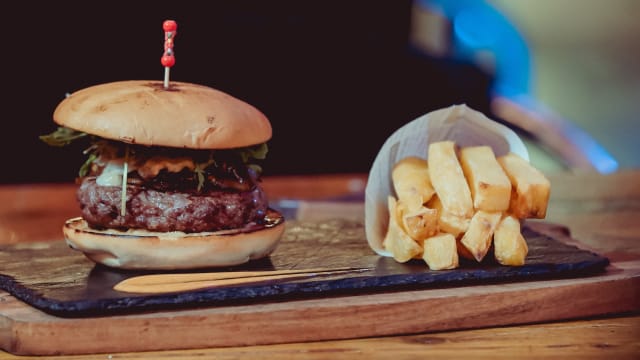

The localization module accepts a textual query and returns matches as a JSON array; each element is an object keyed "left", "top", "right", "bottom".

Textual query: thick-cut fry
[
  {"left": 439, "top": 213, "right": 470, "bottom": 238},
  {"left": 427, "top": 141, "right": 473, "bottom": 218},
  {"left": 459, "top": 146, "right": 512, "bottom": 212},
  {"left": 423, "top": 233, "right": 459, "bottom": 270},
  {"left": 459, "top": 210, "right": 502, "bottom": 262},
  {"left": 399, "top": 202, "right": 439, "bottom": 241},
  {"left": 384, "top": 140, "right": 548, "bottom": 270},
  {"left": 383, "top": 196, "right": 423, "bottom": 262},
  {"left": 392, "top": 157, "right": 435, "bottom": 211},
  {"left": 493, "top": 215, "right": 528, "bottom": 266},
  {"left": 427, "top": 195, "right": 469, "bottom": 238},
  {"left": 497, "top": 152, "right": 551, "bottom": 219}
]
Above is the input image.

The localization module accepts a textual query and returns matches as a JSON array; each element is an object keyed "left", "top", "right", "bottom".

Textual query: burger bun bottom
[{"left": 63, "top": 209, "right": 285, "bottom": 270}]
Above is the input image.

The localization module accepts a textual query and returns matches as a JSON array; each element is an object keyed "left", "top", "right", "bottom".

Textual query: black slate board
[{"left": 0, "top": 220, "right": 609, "bottom": 317}]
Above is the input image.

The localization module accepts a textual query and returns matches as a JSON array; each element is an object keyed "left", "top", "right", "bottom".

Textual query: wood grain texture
[
  {"left": 0, "top": 170, "right": 639, "bottom": 358},
  {"left": 1, "top": 315, "right": 637, "bottom": 360}
]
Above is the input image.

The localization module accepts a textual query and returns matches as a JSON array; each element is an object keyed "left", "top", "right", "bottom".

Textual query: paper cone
[{"left": 364, "top": 104, "right": 528, "bottom": 257}]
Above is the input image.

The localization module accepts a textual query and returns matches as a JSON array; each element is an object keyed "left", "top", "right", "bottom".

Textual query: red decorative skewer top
[{"left": 162, "top": 20, "right": 178, "bottom": 88}]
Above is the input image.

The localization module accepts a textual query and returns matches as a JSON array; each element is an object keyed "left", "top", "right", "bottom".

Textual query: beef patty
[{"left": 77, "top": 177, "right": 268, "bottom": 233}]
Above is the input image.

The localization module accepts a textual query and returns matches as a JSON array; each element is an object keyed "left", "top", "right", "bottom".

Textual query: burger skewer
[
  {"left": 120, "top": 146, "right": 129, "bottom": 216},
  {"left": 161, "top": 20, "right": 177, "bottom": 89}
]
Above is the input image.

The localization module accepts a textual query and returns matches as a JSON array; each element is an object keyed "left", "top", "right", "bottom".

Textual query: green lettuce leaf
[
  {"left": 40, "top": 126, "right": 269, "bottom": 181},
  {"left": 39, "top": 127, "right": 87, "bottom": 147}
]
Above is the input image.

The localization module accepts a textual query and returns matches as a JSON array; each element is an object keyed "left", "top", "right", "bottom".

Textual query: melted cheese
[
  {"left": 95, "top": 157, "right": 196, "bottom": 186},
  {"left": 137, "top": 157, "right": 195, "bottom": 179}
]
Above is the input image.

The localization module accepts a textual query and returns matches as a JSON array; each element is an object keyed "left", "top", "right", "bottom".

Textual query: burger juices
[{"left": 41, "top": 80, "right": 285, "bottom": 270}]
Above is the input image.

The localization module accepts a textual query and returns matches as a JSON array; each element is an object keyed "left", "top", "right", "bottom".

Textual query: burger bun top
[{"left": 53, "top": 80, "right": 272, "bottom": 149}]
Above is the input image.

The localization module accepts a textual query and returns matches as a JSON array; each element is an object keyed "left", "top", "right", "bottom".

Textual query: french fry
[
  {"left": 427, "top": 195, "right": 469, "bottom": 238},
  {"left": 383, "top": 196, "right": 423, "bottom": 262},
  {"left": 459, "top": 210, "right": 502, "bottom": 262},
  {"left": 423, "top": 233, "right": 459, "bottom": 270},
  {"left": 399, "top": 203, "right": 439, "bottom": 241},
  {"left": 385, "top": 140, "right": 550, "bottom": 270},
  {"left": 497, "top": 152, "right": 551, "bottom": 219},
  {"left": 493, "top": 215, "right": 528, "bottom": 266},
  {"left": 459, "top": 146, "right": 512, "bottom": 212},
  {"left": 427, "top": 141, "right": 474, "bottom": 218},
  {"left": 392, "top": 157, "right": 435, "bottom": 211}
]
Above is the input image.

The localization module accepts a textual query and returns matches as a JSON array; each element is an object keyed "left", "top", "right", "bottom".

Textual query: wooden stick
[
  {"left": 163, "top": 67, "right": 170, "bottom": 89},
  {"left": 114, "top": 267, "right": 371, "bottom": 294}
]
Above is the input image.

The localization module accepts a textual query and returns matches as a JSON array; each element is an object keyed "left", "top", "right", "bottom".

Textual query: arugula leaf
[
  {"left": 79, "top": 153, "right": 98, "bottom": 177},
  {"left": 237, "top": 143, "right": 268, "bottom": 163},
  {"left": 41, "top": 126, "right": 270, "bottom": 182},
  {"left": 39, "top": 127, "right": 87, "bottom": 147},
  {"left": 194, "top": 156, "right": 216, "bottom": 192}
]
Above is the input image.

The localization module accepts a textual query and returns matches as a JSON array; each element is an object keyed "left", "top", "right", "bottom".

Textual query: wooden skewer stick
[
  {"left": 163, "top": 67, "right": 171, "bottom": 89},
  {"left": 114, "top": 267, "right": 371, "bottom": 294}
]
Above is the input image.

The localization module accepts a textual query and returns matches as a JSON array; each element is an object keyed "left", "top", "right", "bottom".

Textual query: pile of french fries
[{"left": 383, "top": 140, "right": 551, "bottom": 270}]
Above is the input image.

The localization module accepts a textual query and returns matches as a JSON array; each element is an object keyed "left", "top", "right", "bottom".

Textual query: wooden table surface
[{"left": 1, "top": 170, "right": 639, "bottom": 359}]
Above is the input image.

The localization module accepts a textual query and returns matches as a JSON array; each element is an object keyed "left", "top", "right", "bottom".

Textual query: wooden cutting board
[{"left": 0, "top": 220, "right": 637, "bottom": 356}]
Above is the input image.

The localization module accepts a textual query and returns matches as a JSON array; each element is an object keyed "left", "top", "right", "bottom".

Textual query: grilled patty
[{"left": 77, "top": 177, "right": 268, "bottom": 233}]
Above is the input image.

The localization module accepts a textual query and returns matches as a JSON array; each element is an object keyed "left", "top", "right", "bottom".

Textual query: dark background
[{"left": 3, "top": 1, "right": 492, "bottom": 183}]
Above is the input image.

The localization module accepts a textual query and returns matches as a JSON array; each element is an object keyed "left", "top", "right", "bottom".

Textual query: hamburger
[{"left": 41, "top": 80, "right": 285, "bottom": 270}]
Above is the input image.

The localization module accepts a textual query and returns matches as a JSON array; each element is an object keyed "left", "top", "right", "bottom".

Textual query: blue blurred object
[
  {"left": 423, "top": 0, "right": 531, "bottom": 98},
  {"left": 417, "top": 0, "right": 618, "bottom": 173}
]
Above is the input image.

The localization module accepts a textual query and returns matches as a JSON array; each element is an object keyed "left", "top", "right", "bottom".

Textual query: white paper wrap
[{"left": 364, "top": 104, "right": 529, "bottom": 257}]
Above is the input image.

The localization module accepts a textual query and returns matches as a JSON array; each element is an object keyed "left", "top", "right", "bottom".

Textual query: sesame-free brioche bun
[
  {"left": 63, "top": 209, "right": 285, "bottom": 270},
  {"left": 53, "top": 80, "right": 272, "bottom": 149}
]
